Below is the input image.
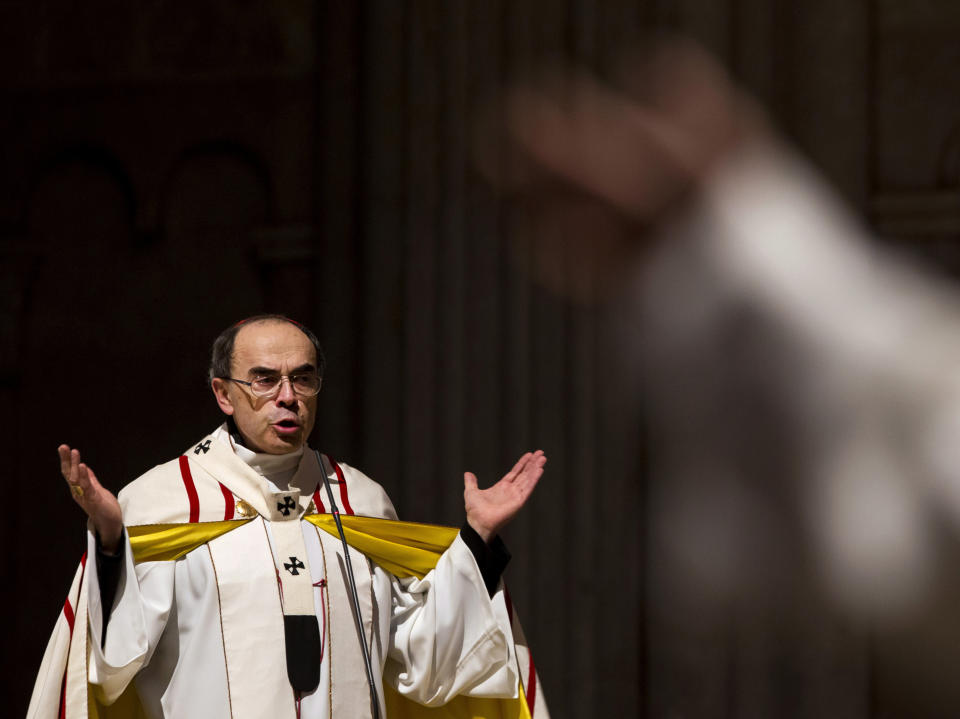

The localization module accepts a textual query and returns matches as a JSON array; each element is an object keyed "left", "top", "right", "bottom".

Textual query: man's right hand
[{"left": 58, "top": 444, "right": 123, "bottom": 554}]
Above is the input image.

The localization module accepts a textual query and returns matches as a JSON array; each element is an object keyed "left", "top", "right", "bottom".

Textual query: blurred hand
[
  {"left": 59, "top": 444, "right": 123, "bottom": 553},
  {"left": 477, "top": 38, "right": 764, "bottom": 301},
  {"left": 464, "top": 450, "right": 546, "bottom": 543}
]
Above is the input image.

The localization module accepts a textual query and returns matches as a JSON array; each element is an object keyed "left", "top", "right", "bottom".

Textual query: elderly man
[{"left": 29, "top": 315, "right": 547, "bottom": 719}]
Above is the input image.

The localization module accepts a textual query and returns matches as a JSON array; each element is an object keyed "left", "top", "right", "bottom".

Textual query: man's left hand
[{"left": 464, "top": 450, "right": 546, "bottom": 543}]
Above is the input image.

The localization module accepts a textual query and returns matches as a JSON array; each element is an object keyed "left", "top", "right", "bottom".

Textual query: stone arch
[
  {"left": 24, "top": 143, "right": 137, "bottom": 249},
  {"left": 158, "top": 139, "right": 275, "bottom": 243},
  {"left": 21, "top": 143, "right": 137, "bottom": 343}
]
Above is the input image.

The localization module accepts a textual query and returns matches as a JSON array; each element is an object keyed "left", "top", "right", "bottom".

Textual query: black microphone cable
[{"left": 315, "top": 450, "right": 381, "bottom": 719}]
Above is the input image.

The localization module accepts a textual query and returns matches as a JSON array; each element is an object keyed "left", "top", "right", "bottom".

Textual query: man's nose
[{"left": 275, "top": 376, "right": 297, "bottom": 404}]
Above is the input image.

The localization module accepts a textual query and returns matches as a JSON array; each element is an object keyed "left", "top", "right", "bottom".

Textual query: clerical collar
[
  {"left": 233, "top": 442, "right": 303, "bottom": 479},
  {"left": 214, "top": 424, "right": 304, "bottom": 491}
]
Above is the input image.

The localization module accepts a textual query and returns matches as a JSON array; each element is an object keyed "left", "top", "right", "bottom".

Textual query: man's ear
[{"left": 211, "top": 378, "right": 235, "bottom": 415}]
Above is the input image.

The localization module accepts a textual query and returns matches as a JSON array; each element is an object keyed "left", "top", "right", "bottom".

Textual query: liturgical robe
[{"left": 28, "top": 426, "right": 548, "bottom": 719}]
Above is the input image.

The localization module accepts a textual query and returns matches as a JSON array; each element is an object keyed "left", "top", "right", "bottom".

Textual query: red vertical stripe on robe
[
  {"left": 312, "top": 487, "right": 326, "bottom": 514},
  {"left": 526, "top": 653, "right": 538, "bottom": 714},
  {"left": 328, "top": 457, "right": 354, "bottom": 516},
  {"left": 219, "top": 482, "right": 235, "bottom": 520},
  {"left": 178, "top": 455, "right": 200, "bottom": 523},
  {"left": 60, "top": 553, "right": 87, "bottom": 719}
]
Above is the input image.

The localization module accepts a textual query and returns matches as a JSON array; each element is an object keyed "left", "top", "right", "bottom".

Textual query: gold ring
[{"left": 70, "top": 484, "right": 84, "bottom": 499}]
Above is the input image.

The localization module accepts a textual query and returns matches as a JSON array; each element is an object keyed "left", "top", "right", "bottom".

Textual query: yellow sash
[
  {"left": 109, "top": 515, "right": 532, "bottom": 719},
  {"left": 127, "top": 514, "right": 459, "bottom": 579}
]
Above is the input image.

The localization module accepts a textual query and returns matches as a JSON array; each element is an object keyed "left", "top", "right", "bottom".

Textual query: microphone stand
[{"left": 315, "top": 450, "right": 381, "bottom": 719}]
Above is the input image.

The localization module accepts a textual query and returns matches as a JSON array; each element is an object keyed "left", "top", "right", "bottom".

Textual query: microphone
[{"left": 315, "top": 449, "right": 381, "bottom": 719}]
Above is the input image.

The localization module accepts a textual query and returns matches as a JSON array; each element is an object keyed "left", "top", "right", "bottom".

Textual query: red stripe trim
[
  {"left": 219, "top": 482, "right": 235, "bottom": 520},
  {"left": 179, "top": 455, "right": 200, "bottom": 523},
  {"left": 60, "top": 595, "right": 77, "bottom": 716},
  {"left": 328, "top": 457, "right": 354, "bottom": 516},
  {"left": 64, "top": 552, "right": 87, "bottom": 632},
  {"left": 526, "top": 652, "right": 537, "bottom": 714},
  {"left": 63, "top": 597, "right": 75, "bottom": 632},
  {"left": 60, "top": 553, "right": 88, "bottom": 719},
  {"left": 312, "top": 487, "right": 326, "bottom": 513}
]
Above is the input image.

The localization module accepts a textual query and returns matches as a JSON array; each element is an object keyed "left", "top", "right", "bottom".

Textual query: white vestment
[{"left": 29, "top": 426, "right": 547, "bottom": 719}]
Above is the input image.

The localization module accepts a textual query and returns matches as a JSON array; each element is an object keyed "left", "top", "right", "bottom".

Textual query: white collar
[{"left": 213, "top": 425, "right": 304, "bottom": 492}]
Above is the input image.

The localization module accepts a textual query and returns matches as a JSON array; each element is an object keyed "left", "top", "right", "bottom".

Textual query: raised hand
[
  {"left": 464, "top": 450, "right": 546, "bottom": 543},
  {"left": 58, "top": 444, "right": 123, "bottom": 553},
  {"left": 477, "top": 38, "right": 762, "bottom": 303}
]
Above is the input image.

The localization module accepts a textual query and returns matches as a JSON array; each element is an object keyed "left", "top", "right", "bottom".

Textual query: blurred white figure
[
  {"left": 641, "top": 139, "right": 958, "bottom": 618},
  {"left": 487, "top": 38, "right": 960, "bottom": 620}
]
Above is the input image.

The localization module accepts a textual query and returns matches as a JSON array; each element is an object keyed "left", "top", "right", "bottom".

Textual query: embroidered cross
[
  {"left": 194, "top": 440, "right": 211, "bottom": 455},
  {"left": 284, "top": 556, "right": 305, "bottom": 575},
  {"left": 277, "top": 496, "right": 296, "bottom": 516}
]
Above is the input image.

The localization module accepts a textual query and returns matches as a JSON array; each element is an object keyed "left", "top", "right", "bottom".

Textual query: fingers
[
  {"left": 59, "top": 444, "right": 83, "bottom": 490},
  {"left": 514, "top": 451, "right": 546, "bottom": 494},
  {"left": 464, "top": 471, "right": 479, "bottom": 491},
  {"left": 503, "top": 452, "right": 533, "bottom": 481},
  {"left": 76, "top": 462, "right": 94, "bottom": 492},
  {"left": 498, "top": 42, "right": 754, "bottom": 224},
  {"left": 510, "top": 450, "right": 546, "bottom": 478},
  {"left": 472, "top": 450, "right": 547, "bottom": 491},
  {"left": 505, "top": 80, "right": 693, "bottom": 219},
  {"left": 59, "top": 445, "right": 94, "bottom": 505},
  {"left": 58, "top": 444, "right": 72, "bottom": 479}
]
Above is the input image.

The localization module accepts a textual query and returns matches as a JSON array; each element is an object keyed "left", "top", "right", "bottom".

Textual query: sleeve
[
  {"left": 383, "top": 534, "right": 519, "bottom": 706},
  {"left": 94, "top": 530, "right": 124, "bottom": 645},
  {"left": 638, "top": 138, "right": 960, "bottom": 613},
  {"left": 458, "top": 523, "right": 511, "bottom": 597},
  {"left": 26, "top": 559, "right": 87, "bottom": 719},
  {"left": 84, "top": 525, "right": 176, "bottom": 704}
]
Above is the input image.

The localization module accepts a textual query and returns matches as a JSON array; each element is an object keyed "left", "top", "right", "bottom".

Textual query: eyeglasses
[{"left": 224, "top": 373, "right": 322, "bottom": 399}]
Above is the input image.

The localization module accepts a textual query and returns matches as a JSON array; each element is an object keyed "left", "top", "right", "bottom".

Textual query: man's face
[{"left": 211, "top": 320, "right": 319, "bottom": 454}]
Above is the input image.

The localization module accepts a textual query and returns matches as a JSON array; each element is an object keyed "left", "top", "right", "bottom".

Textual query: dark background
[{"left": 5, "top": 1, "right": 960, "bottom": 717}]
